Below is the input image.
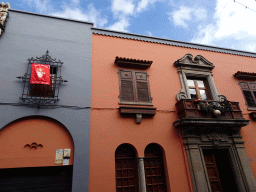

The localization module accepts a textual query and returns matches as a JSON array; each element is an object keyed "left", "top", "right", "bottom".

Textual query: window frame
[
  {"left": 187, "top": 78, "right": 210, "bottom": 100},
  {"left": 179, "top": 69, "right": 218, "bottom": 100},
  {"left": 30, "top": 66, "right": 58, "bottom": 98},
  {"left": 118, "top": 69, "right": 153, "bottom": 106},
  {"left": 18, "top": 50, "right": 67, "bottom": 108}
]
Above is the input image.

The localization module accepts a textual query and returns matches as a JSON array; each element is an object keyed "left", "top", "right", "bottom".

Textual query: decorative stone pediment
[{"left": 174, "top": 54, "right": 214, "bottom": 71}]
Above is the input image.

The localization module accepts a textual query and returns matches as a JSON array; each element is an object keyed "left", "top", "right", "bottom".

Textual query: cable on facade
[
  {"left": 0, "top": 103, "right": 91, "bottom": 109},
  {"left": 0, "top": 103, "right": 179, "bottom": 113}
]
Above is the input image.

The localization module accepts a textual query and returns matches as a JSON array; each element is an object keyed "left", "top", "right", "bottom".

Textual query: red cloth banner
[{"left": 30, "top": 63, "right": 51, "bottom": 85}]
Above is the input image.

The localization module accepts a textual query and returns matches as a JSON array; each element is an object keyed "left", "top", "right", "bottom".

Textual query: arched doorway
[{"left": 0, "top": 116, "right": 74, "bottom": 192}]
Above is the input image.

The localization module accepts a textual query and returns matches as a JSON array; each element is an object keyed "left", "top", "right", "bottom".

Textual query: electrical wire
[
  {"left": 0, "top": 102, "right": 178, "bottom": 112},
  {"left": 0, "top": 102, "right": 91, "bottom": 109},
  {"left": 234, "top": 0, "right": 256, "bottom": 13}
]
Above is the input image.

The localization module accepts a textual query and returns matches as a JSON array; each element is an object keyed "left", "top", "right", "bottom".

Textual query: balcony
[{"left": 173, "top": 99, "right": 249, "bottom": 128}]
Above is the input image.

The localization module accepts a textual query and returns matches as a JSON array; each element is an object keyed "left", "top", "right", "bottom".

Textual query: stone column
[{"left": 137, "top": 157, "right": 147, "bottom": 192}]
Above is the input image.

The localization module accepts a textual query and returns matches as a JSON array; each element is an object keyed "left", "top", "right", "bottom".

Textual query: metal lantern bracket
[{"left": 17, "top": 50, "right": 68, "bottom": 109}]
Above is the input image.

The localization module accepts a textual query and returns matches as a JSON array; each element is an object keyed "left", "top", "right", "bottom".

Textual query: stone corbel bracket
[
  {"left": 119, "top": 106, "right": 156, "bottom": 124},
  {"left": 0, "top": 2, "right": 10, "bottom": 36}
]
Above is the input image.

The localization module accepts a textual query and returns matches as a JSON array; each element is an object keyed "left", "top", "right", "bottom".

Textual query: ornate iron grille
[{"left": 17, "top": 50, "right": 67, "bottom": 108}]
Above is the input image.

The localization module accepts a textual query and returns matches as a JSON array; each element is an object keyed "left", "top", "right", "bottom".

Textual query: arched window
[
  {"left": 115, "top": 144, "right": 139, "bottom": 192},
  {"left": 144, "top": 144, "right": 167, "bottom": 192}
]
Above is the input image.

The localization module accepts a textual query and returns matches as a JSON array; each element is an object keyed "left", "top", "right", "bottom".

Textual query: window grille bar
[{"left": 18, "top": 51, "right": 67, "bottom": 108}]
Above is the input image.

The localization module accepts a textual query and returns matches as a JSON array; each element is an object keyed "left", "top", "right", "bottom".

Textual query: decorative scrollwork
[
  {"left": 28, "top": 50, "right": 63, "bottom": 64},
  {"left": 17, "top": 51, "right": 67, "bottom": 109},
  {"left": 176, "top": 91, "right": 187, "bottom": 101}
]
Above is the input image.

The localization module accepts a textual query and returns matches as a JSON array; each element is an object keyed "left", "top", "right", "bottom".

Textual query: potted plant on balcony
[{"left": 193, "top": 98, "right": 231, "bottom": 117}]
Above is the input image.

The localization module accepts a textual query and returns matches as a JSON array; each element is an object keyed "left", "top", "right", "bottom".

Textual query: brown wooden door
[
  {"left": 144, "top": 157, "right": 166, "bottom": 192},
  {"left": 203, "top": 153, "right": 223, "bottom": 192},
  {"left": 115, "top": 157, "right": 138, "bottom": 192},
  {"left": 144, "top": 144, "right": 167, "bottom": 192},
  {"left": 115, "top": 144, "right": 138, "bottom": 192}
]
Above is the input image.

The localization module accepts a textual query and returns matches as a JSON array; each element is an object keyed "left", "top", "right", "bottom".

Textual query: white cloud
[
  {"left": 137, "top": 0, "right": 159, "bottom": 12},
  {"left": 170, "top": 6, "right": 207, "bottom": 28},
  {"left": 52, "top": 7, "right": 87, "bottom": 21},
  {"left": 22, "top": 0, "right": 107, "bottom": 28},
  {"left": 52, "top": 3, "right": 108, "bottom": 27},
  {"left": 191, "top": 24, "right": 216, "bottom": 45},
  {"left": 23, "top": 0, "right": 53, "bottom": 14},
  {"left": 146, "top": 31, "right": 153, "bottom": 36},
  {"left": 108, "top": 16, "right": 130, "bottom": 32},
  {"left": 191, "top": 0, "right": 256, "bottom": 52},
  {"left": 111, "top": 0, "right": 135, "bottom": 16}
]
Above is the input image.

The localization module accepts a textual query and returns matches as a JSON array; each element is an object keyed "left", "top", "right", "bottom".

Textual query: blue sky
[{"left": 7, "top": 0, "right": 256, "bottom": 52}]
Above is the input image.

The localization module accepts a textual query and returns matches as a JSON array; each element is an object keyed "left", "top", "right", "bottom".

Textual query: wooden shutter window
[
  {"left": 115, "top": 144, "right": 138, "bottom": 192},
  {"left": 239, "top": 82, "right": 256, "bottom": 107},
  {"left": 144, "top": 144, "right": 167, "bottom": 192},
  {"left": 119, "top": 70, "right": 151, "bottom": 103}
]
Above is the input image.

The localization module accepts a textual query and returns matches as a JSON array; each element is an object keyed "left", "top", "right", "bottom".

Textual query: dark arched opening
[
  {"left": 144, "top": 143, "right": 167, "bottom": 192},
  {"left": 115, "top": 143, "right": 139, "bottom": 192}
]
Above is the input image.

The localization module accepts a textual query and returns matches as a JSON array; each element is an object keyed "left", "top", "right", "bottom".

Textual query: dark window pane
[
  {"left": 253, "top": 91, "right": 256, "bottom": 100},
  {"left": 243, "top": 91, "right": 256, "bottom": 107}
]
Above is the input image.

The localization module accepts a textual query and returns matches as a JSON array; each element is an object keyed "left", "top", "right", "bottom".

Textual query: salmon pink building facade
[{"left": 90, "top": 28, "right": 256, "bottom": 192}]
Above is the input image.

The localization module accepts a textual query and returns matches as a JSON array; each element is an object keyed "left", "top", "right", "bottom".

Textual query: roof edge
[
  {"left": 9, "top": 9, "right": 94, "bottom": 25},
  {"left": 92, "top": 27, "right": 256, "bottom": 58}
]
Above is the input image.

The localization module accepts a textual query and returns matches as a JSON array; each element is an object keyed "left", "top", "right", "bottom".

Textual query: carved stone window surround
[
  {"left": 178, "top": 69, "right": 220, "bottom": 100},
  {"left": 174, "top": 54, "right": 225, "bottom": 101}
]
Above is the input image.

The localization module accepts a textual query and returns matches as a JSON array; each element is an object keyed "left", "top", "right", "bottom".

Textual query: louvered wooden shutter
[
  {"left": 135, "top": 72, "right": 150, "bottom": 102},
  {"left": 119, "top": 70, "right": 135, "bottom": 102},
  {"left": 119, "top": 70, "right": 151, "bottom": 103},
  {"left": 239, "top": 82, "right": 256, "bottom": 107}
]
